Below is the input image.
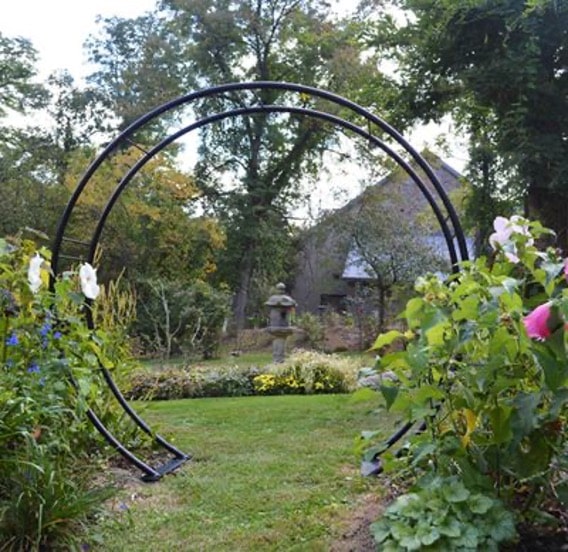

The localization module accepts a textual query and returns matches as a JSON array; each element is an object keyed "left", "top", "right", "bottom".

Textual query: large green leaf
[
  {"left": 510, "top": 392, "right": 541, "bottom": 442},
  {"left": 425, "top": 321, "right": 451, "bottom": 347},
  {"left": 371, "top": 330, "right": 403, "bottom": 351},
  {"left": 442, "top": 482, "right": 470, "bottom": 503},
  {"left": 405, "top": 297, "right": 425, "bottom": 327},
  {"left": 489, "top": 405, "right": 513, "bottom": 444},
  {"left": 534, "top": 345, "right": 568, "bottom": 391},
  {"left": 452, "top": 295, "right": 480, "bottom": 321},
  {"left": 380, "top": 385, "right": 399, "bottom": 411}
]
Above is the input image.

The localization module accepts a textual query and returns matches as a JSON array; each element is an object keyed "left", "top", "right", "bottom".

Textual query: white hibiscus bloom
[
  {"left": 28, "top": 253, "right": 43, "bottom": 293},
  {"left": 79, "top": 263, "right": 100, "bottom": 300},
  {"left": 489, "top": 215, "right": 533, "bottom": 263}
]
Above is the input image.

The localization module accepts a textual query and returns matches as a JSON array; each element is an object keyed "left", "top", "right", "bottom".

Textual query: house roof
[
  {"left": 341, "top": 245, "right": 375, "bottom": 280},
  {"left": 341, "top": 233, "right": 476, "bottom": 282}
]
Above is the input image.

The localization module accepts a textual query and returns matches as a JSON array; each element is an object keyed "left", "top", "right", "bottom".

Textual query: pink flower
[
  {"left": 564, "top": 258, "right": 568, "bottom": 282},
  {"left": 523, "top": 302, "right": 553, "bottom": 340}
]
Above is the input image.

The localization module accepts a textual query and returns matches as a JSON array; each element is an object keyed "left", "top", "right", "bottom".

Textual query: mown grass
[{"left": 95, "top": 392, "right": 395, "bottom": 551}]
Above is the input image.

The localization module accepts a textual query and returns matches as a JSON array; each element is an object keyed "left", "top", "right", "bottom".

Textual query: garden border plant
[
  {"left": 125, "top": 349, "right": 365, "bottom": 401},
  {"left": 0, "top": 238, "right": 135, "bottom": 550},
  {"left": 364, "top": 216, "right": 568, "bottom": 550}
]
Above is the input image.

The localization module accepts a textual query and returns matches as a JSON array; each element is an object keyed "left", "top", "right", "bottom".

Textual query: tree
[
  {"left": 86, "top": 0, "right": 389, "bottom": 329},
  {"left": 0, "top": 126, "right": 69, "bottom": 237},
  {"left": 58, "top": 147, "right": 225, "bottom": 284},
  {"left": 0, "top": 76, "right": 122, "bottom": 240},
  {"left": 43, "top": 71, "right": 110, "bottom": 184},
  {"left": 0, "top": 32, "right": 46, "bottom": 117},
  {"left": 342, "top": 184, "right": 446, "bottom": 330},
  {"left": 366, "top": 0, "right": 568, "bottom": 250}
]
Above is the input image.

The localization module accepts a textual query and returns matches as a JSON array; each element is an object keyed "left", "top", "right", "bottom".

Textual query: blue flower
[
  {"left": 27, "top": 363, "right": 40, "bottom": 374},
  {"left": 53, "top": 331, "right": 62, "bottom": 340},
  {"left": 5, "top": 333, "right": 18, "bottom": 346},
  {"left": 39, "top": 323, "right": 51, "bottom": 337}
]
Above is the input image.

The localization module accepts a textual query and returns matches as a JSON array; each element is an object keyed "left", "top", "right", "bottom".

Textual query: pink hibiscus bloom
[{"left": 523, "top": 302, "right": 553, "bottom": 340}]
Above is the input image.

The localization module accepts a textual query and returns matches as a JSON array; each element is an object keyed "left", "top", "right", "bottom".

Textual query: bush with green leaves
[
  {"left": 294, "top": 312, "right": 325, "bottom": 349},
  {"left": 125, "top": 365, "right": 256, "bottom": 400},
  {"left": 253, "top": 350, "right": 361, "bottom": 395},
  {"left": 126, "top": 350, "right": 364, "bottom": 400},
  {"left": 132, "top": 278, "right": 230, "bottom": 360},
  {"left": 0, "top": 238, "right": 132, "bottom": 549},
  {"left": 371, "top": 476, "right": 517, "bottom": 551},
  {"left": 365, "top": 216, "right": 568, "bottom": 544}
]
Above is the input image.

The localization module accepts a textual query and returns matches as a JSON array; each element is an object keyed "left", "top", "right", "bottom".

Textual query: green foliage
[
  {"left": 367, "top": 216, "right": 568, "bottom": 542},
  {"left": 374, "top": 0, "right": 568, "bottom": 246},
  {"left": 253, "top": 350, "right": 360, "bottom": 395},
  {"left": 126, "top": 365, "right": 256, "bottom": 401},
  {"left": 372, "top": 476, "right": 517, "bottom": 551},
  {"left": 0, "top": 32, "right": 47, "bottom": 117},
  {"left": 0, "top": 442, "right": 114, "bottom": 551},
  {"left": 126, "top": 350, "right": 363, "bottom": 400},
  {"left": 0, "top": 239, "right": 137, "bottom": 548},
  {"left": 295, "top": 312, "right": 326, "bottom": 350},
  {"left": 133, "top": 278, "right": 231, "bottom": 360}
]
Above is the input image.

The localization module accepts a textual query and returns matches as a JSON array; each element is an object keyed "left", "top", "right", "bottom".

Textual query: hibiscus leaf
[{"left": 371, "top": 330, "right": 403, "bottom": 351}]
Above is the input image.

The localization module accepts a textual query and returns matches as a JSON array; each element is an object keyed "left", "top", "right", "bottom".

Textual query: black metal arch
[{"left": 49, "top": 81, "right": 469, "bottom": 481}]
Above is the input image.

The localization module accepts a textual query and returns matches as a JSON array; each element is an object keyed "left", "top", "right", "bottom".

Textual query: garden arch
[{"left": 49, "top": 81, "right": 469, "bottom": 481}]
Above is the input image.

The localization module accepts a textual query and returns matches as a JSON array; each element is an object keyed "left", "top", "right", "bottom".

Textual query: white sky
[{"left": 1, "top": 0, "right": 157, "bottom": 81}]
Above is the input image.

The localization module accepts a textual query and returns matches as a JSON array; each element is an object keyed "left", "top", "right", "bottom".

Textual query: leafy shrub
[
  {"left": 125, "top": 365, "right": 256, "bottom": 400},
  {"left": 132, "top": 278, "right": 230, "bottom": 360},
  {"left": 365, "top": 217, "right": 568, "bottom": 545},
  {"left": 371, "top": 476, "right": 517, "bottom": 551},
  {"left": 253, "top": 350, "right": 362, "bottom": 395},
  {"left": 126, "top": 351, "right": 364, "bottom": 400},
  {"left": 0, "top": 238, "right": 134, "bottom": 549},
  {"left": 294, "top": 312, "right": 325, "bottom": 349},
  {"left": 0, "top": 442, "right": 114, "bottom": 551}
]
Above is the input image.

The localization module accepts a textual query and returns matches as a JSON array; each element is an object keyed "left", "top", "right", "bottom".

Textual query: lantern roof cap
[{"left": 265, "top": 283, "right": 296, "bottom": 307}]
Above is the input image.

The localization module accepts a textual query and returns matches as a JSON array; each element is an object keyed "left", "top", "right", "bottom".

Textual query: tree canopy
[
  {"left": 0, "top": 32, "right": 46, "bottom": 117},
  {"left": 86, "top": 0, "right": 388, "bottom": 328},
  {"left": 366, "top": 0, "right": 568, "bottom": 249}
]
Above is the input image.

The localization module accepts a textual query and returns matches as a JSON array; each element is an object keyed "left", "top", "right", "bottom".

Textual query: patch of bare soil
[{"left": 329, "top": 493, "right": 384, "bottom": 552}]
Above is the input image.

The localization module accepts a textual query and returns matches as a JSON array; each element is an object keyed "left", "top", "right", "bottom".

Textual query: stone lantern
[{"left": 265, "top": 283, "right": 296, "bottom": 363}]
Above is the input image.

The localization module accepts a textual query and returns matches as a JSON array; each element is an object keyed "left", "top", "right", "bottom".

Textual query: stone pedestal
[
  {"left": 265, "top": 283, "right": 296, "bottom": 364},
  {"left": 268, "top": 327, "right": 294, "bottom": 363}
]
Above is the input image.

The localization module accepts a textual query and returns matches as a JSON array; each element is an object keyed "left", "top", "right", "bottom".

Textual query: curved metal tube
[{"left": 48, "top": 81, "right": 469, "bottom": 480}]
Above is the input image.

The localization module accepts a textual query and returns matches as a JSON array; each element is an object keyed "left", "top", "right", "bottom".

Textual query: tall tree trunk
[
  {"left": 378, "top": 285, "right": 387, "bottom": 333},
  {"left": 526, "top": 185, "right": 568, "bottom": 254},
  {"left": 233, "top": 246, "right": 256, "bottom": 332}
]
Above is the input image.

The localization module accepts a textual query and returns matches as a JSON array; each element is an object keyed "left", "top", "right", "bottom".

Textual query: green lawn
[{"left": 95, "top": 393, "right": 394, "bottom": 551}]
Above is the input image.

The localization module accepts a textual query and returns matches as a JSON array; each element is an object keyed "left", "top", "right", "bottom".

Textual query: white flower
[
  {"left": 28, "top": 253, "right": 43, "bottom": 293},
  {"left": 488, "top": 215, "right": 533, "bottom": 263},
  {"left": 79, "top": 263, "right": 100, "bottom": 300},
  {"left": 489, "top": 216, "right": 513, "bottom": 249}
]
